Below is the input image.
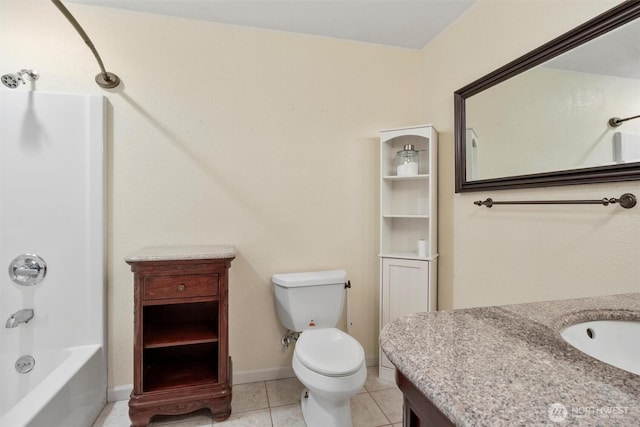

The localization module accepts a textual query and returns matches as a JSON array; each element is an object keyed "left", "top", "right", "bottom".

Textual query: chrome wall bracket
[
  {"left": 51, "top": 0, "right": 121, "bottom": 88},
  {"left": 280, "top": 330, "right": 300, "bottom": 348}
]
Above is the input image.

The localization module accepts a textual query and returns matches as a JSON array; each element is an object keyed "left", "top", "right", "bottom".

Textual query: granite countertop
[
  {"left": 380, "top": 293, "right": 640, "bottom": 426},
  {"left": 125, "top": 245, "right": 236, "bottom": 262}
]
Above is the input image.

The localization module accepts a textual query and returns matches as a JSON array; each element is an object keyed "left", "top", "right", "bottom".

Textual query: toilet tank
[{"left": 273, "top": 270, "right": 346, "bottom": 332}]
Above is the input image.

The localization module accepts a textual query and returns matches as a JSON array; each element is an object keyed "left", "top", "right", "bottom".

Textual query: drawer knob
[{"left": 177, "top": 284, "right": 186, "bottom": 292}]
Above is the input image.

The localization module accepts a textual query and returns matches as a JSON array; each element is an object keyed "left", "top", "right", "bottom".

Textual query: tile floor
[{"left": 93, "top": 367, "right": 403, "bottom": 427}]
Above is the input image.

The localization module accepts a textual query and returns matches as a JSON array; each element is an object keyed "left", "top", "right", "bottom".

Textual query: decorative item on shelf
[
  {"left": 417, "top": 239, "right": 427, "bottom": 258},
  {"left": 396, "top": 144, "right": 419, "bottom": 176}
]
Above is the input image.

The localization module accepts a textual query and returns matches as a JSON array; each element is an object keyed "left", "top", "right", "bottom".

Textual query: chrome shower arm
[{"left": 51, "top": 0, "right": 120, "bottom": 88}]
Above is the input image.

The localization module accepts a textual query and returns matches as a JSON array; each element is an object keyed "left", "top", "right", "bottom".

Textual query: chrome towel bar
[{"left": 474, "top": 193, "right": 636, "bottom": 209}]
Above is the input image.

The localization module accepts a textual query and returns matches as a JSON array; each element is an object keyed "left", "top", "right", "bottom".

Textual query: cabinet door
[{"left": 381, "top": 258, "right": 429, "bottom": 370}]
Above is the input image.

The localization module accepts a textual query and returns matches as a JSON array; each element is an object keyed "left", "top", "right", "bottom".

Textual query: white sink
[{"left": 561, "top": 320, "right": 640, "bottom": 375}]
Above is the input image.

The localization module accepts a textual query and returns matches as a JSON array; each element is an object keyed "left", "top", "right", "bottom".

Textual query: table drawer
[{"left": 143, "top": 274, "right": 218, "bottom": 300}]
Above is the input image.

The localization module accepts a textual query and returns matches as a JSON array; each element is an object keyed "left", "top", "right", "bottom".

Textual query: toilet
[{"left": 273, "top": 270, "right": 366, "bottom": 427}]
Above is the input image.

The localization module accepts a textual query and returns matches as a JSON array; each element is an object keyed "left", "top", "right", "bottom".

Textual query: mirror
[{"left": 455, "top": 2, "right": 640, "bottom": 192}]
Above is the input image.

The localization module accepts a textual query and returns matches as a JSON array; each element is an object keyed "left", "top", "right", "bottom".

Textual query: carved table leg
[
  {"left": 208, "top": 397, "right": 232, "bottom": 422},
  {"left": 129, "top": 408, "right": 154, "bottom": 427},
  {"left": 212, "top": 408, "right": 231, "bottom": 422}
]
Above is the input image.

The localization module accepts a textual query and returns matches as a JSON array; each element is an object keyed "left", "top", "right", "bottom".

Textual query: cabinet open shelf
[
  {"left": 143, "top": 342, "right": 218, "bottom": 392},
  {"left": 379, "top": 252, "right": 432, "bottom": 261},
  {"left": 143, "top": 361, "right": 218, "bottom": 392},
  {"left": 143, "top": 301, "right": 218, "bottom": 349},
  {"left": 144, "top": 322, "right": 219, "bottom": 348},
  {"left": 382, "top": 174, "right": 430, "bottom": 181},
  {"left": 382, "top": 214, "right": 429, "bottom": 218}
]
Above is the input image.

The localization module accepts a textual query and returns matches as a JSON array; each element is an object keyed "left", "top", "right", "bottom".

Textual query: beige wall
[
  {"left": 0, "top": 2, "right": 424, "bottom": 389},
  {"left": 423, "top": 0, "right": 640, "bottom": 310}
]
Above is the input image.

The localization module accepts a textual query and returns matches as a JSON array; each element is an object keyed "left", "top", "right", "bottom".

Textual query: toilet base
[{"left": 300, "top": 389, "right": 353, "bottom": 427}]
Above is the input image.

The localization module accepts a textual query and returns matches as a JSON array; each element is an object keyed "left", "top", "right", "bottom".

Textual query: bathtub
[
  {"left": 0, "top": 90, "right": 107, "bottom": 426},
  {"left": 0, "top": 345, "right": 105, "bottom": 427}
]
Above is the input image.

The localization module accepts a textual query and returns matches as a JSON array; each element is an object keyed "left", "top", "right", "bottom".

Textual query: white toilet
[{"left": 273, "top": 270, "right": 366, "bottom": 427}]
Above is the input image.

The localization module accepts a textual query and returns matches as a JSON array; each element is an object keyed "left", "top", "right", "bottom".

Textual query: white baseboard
[
  {"left": 107, "top": 353, "right": 380, "bottom": 402},
  {"left": 366, "top": 353, "right": 378, "bottom": 368},
  {"left": 233, "top": 353, "right": 378, "bottom": 384},
  {"left": 107, "top": 384, "right": 132, "bottom": 402},
  {"left": 233, "top": 365, "right": 296, "bottom": 385},
  {"left": 106, "top": 369, "right": 296, "bottom": 402}
]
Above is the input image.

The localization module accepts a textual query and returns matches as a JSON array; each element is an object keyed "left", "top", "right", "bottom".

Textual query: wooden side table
[{"left": 126, "top": 246, "right": 235, "bottom": 427}]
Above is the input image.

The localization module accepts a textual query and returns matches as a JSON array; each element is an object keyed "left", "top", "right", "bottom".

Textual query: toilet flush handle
[{"left": 344, "top": 280, "right": 351, "bottom": 289}]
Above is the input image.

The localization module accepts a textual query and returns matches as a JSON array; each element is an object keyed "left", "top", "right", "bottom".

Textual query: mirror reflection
[
  {"left": 466, "top": 18, "right": 640, "bottom": 181},
  {"left": 455, "top": 2, "right": 640, "bottom": 191}
]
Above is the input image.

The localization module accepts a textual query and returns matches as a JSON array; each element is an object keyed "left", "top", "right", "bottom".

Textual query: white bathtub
[
  {"left": 0, "top": 91, "right": 107, "bottom": 426},
  {"left": 0, "top": 345, "right": 105, "bottom": 427}
]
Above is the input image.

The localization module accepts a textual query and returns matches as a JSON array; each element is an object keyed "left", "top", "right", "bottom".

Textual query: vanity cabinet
[
  {"left": 379, "top": 125, "right": 438, "bottom": 382},
  {"left": 126, "top": 246, "right": 235, "bottom": 427},
  {"left": 397, "top": 371, "right": 454, "bottom": 427}
]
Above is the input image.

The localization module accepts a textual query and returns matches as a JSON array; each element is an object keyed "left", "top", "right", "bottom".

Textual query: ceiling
[
  {"left": 546, "top": 17, "right": 640, "bottom": 80},
  {"left": 67, "top": 0, "right": 477, "bottom": 49}
]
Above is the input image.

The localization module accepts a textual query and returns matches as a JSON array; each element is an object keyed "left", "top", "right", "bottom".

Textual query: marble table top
[
  {"left": 125, "top": 245, "right": 236, "bottom": 262},
  {"left": 380, "top": 293, "right": 640, "bottom": 426}
]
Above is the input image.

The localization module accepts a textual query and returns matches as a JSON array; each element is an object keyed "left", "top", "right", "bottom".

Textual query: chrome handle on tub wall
[
  {"left": 15, "top": 266, "right": 41, "bottom": 277},
  {"left": 8, "top": 254, "right": 47, "bottom": 286}
]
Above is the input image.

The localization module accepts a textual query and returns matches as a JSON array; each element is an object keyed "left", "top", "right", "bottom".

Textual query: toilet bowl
[
  {"left": 272, "top": 270, "right": 366, "bottom": 427},
  {"left": 293, "top": 328, "right": 366, "bottom": 427}
]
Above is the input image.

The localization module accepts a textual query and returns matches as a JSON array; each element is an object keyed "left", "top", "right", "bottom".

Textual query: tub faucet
[{"left": 5, "top": 309, "right": 34, "bottom": 328}]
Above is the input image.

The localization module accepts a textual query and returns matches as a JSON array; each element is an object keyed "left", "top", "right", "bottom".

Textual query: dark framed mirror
[{"left": 455, "top": 1, "right": 640, "bottom": 192}]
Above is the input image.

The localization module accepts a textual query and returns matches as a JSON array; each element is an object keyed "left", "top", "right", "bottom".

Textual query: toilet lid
[{"left": 295, "top": 328, "right": 365, "bottom": 377}]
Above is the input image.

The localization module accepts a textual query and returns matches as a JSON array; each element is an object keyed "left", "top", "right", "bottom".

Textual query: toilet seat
[{"left": 295, "top": 328, "right": 364, "bottom": 377}]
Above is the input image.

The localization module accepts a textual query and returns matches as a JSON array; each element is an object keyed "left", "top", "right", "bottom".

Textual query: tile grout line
[
  {"left": 263, "top": 381, "right": 272, "bottom": 408},
  {"left": 263, "top": 380, "right": 276, "bottom": 427},
  {"left": 366, "top": 386, "right": 396, "bottom": 427}
]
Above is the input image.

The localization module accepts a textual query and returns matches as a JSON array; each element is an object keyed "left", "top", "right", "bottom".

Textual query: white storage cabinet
[{"left": 378, "top": 125, "right": 438, "bottom": 382}]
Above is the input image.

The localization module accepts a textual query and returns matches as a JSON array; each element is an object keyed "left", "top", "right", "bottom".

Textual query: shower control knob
[{"left": 8, "top": 254, "right": 47, "bottom": 286}]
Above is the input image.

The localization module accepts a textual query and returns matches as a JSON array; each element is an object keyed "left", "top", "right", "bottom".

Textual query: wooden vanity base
[{"left": 397, "top": 370, "right": 454, "bottom": 427}]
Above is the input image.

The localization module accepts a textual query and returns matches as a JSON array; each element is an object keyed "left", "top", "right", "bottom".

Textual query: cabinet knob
[{"left": 177, "top": 284, "right": 186, "bottom": 292}]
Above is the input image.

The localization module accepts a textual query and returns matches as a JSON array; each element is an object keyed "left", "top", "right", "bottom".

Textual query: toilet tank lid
[{"left": 272, "top": 269, "right": 346, "bottom": 288}]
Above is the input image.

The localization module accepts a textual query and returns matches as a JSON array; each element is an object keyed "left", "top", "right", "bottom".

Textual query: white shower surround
[{"left": 0, "top": 90, "right": 106, "bottom": 426}]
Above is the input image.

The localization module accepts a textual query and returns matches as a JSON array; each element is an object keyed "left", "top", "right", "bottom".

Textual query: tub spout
[{"left": 5, "top": 309, "right": 34, "bottom": 328}]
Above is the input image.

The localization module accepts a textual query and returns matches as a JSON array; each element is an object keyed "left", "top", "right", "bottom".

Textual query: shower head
[
  {"left": 1, "top": 69, "right": 39, "bottom": 89},
  {"left": 1, "top": 74, "right": 21, "bottom": 88}
]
